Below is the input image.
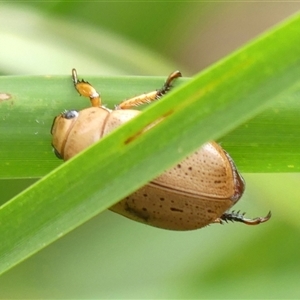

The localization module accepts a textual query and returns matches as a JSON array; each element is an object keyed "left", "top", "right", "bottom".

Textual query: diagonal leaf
[{"left": 0, "top": 13, "right": 300, "bottom": 275}]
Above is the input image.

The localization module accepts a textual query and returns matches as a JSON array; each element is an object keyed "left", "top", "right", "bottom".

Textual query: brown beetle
[{"left": 51, "top": 69, "right": 271, "bottom": 230}]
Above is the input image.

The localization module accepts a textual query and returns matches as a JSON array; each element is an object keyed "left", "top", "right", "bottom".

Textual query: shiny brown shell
[
  {"left": 51, "top": 107, "right": 245, "bottom": 230},
  {"left": 111, "top": 142, "right": 244, "bottom": 230}
]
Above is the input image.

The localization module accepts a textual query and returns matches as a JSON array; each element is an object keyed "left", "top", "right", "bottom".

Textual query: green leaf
[{"left": 0, "top": 12, "right": 300, "bottom": 275}]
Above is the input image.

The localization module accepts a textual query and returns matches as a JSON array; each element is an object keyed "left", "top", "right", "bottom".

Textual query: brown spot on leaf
[
  {"left": 124, "top": 109, "right": 174, "bottom": 144},
  {"left": 0, "top": 93, "right": 12, "bottom": 101}
]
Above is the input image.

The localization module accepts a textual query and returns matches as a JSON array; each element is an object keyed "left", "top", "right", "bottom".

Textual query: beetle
[{"left": 51, "top": 69, "right": 271, "bottom": 231}]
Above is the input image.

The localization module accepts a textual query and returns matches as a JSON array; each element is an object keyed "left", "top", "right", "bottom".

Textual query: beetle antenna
[
  {"left": 71, "top": 68, "right": 102, "bottom": 107},
  {"left": 215, "top": 210, "right": 271, "bottom": 225}
]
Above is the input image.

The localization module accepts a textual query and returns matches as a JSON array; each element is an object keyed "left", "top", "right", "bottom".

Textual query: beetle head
[{"left": 51, "top": 110, "right": 79, "bottom": 160}]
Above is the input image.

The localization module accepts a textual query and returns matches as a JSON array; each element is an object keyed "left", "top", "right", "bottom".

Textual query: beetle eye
[{"left": 62, "top": 110, "right": 79, "bottom": 119}]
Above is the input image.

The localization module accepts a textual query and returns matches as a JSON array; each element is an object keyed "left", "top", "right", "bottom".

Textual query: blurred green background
[{"left": 1, "top": 2, "right": 300, "bottom": 299}]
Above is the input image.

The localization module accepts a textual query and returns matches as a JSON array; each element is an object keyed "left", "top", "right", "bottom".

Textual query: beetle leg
[
  {"left": 72, "top": 68, "right": 102, "bottom": 107},
  {"left": 116, "top": 70, "right": 182, "bottom": 109},
  {"left": 214, "top": 210, "right": 271, "bottom": 225}
]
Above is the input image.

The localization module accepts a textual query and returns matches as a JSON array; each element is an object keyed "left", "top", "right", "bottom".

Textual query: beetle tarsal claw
[
  {"left": 157, "top": 70, "right": 182, "bottom": 97},
  {"left": 72, "top": 68, "right": 102, "bottom": 107},
  {"left": 215, "top": 210, "right": 272, "bottom": 226},
  {"left": 116, "top": 70, "right": 182, "bottom": 109}
]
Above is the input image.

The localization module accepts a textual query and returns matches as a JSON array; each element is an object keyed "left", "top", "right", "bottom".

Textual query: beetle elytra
[{"left": 51, "top": 69, "right": 271, "bottom": 230}]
